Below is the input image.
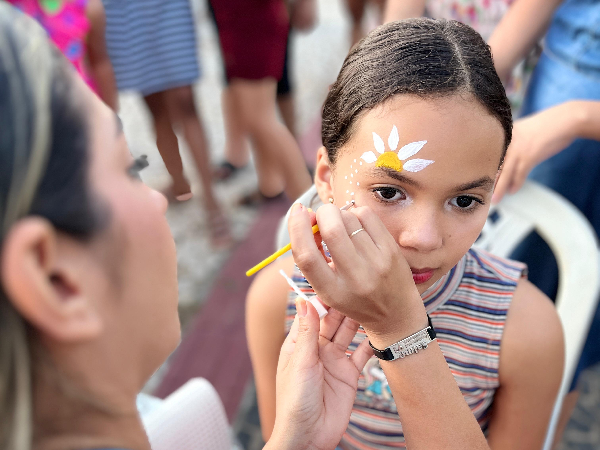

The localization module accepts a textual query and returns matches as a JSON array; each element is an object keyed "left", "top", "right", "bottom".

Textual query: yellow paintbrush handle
[{"left": 245, "top": 224, "right": 319, "bottom": 277}]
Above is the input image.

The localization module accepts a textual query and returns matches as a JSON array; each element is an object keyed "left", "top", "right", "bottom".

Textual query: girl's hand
[
  {"left": 288, "top": 203, "right": 428, "bottom": 347},
  {"left": 268, "top": 300, "right": 373, "bottom": 450},
  {"left": 492, "top": 103, "right": 578, "bottom": 203}
]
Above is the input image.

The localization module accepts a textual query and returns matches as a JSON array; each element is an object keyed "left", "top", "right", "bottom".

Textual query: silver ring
[{"left": 349, "top": 228, "right": 365, "bottom": 238}]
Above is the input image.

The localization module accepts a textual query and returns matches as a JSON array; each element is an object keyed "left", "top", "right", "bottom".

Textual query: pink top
[{"left": 8, "top": 0, "right": 96, "bottom": 90}]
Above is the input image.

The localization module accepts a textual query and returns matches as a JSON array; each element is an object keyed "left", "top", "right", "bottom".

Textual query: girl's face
[{"left": 316, "top": 95, "right": 505, "bottom": 294}]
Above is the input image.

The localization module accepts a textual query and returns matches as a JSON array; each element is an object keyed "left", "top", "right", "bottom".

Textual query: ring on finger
[{"left": 349, "top": 228, "right": 365, "bottom": 238}]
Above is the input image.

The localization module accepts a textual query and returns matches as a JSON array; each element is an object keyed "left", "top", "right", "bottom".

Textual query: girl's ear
[
  {"left": 1, "top": 218, "right": 102, "bottom": 343},
  {"left": 314, "top": 146, "right": 334, "bottom": 204}
]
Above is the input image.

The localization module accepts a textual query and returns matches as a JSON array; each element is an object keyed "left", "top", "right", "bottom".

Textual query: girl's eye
[
  {"left": 373, "top": 187, "right": 405, "bottom": 202},
  {"left": 450, "top": 195, "right": 484, "bottom": 211},
  {"left": 127, "top": 155, "right": 149, "bottom": 180}
]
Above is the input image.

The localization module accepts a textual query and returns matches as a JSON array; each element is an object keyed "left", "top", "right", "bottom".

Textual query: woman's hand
[
  {"left": 267, "top": 299, "right": 373, "bottom": 450},
  {"left": 288, "top": 203, "right": 428, "bottom": 347},
  {"left": 492, "top": 103, "right": 579, "bottom": 203}
]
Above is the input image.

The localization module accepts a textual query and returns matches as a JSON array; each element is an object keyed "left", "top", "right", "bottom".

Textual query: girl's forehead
[
  {"left": 341, "top": 96, "right": 505, "bottom": 171},
  {"left": 332, "top": 97, "right": 504, "bottom": 193}
]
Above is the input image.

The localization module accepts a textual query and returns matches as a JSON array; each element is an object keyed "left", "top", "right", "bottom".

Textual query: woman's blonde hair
[{"left": 0, "top": 5, "right": 103, "bottom": 449}]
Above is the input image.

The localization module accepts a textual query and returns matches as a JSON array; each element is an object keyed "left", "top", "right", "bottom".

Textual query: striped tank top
[{"left": 284, "top": 247, "right": 526, "bottom": 449}]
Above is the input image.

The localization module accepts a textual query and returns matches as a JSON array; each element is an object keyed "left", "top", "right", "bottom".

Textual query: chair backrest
[
  {"left": 138, "top": 378, "right": 233, "bottom": 450},
  {"left": 276, "top": 181, "right": 600, "bottom": 450},
  {"left": 473, "top": 181, "right": 600, "bottom": 450}
]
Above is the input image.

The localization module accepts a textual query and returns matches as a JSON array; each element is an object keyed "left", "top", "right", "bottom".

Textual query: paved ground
[{"left": 117, "top": 0, "right": 600, "bottom": 448}]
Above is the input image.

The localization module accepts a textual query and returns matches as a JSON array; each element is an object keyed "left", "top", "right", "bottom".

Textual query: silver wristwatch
[{"left": 369, "top": 315, "right": 436, "bottom": 361}]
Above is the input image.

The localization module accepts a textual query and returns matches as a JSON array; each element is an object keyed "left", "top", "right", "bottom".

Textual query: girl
[
  {"left": 247, "top": 18, "right": 564, "bottom": 449},
  {"left": 102, "top": 0, "right": 231, "bottom": 247}
]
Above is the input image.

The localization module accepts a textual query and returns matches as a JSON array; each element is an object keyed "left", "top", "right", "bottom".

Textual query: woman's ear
[
  {"left": 1, "top": 218, "right": 102, "bottom": 342},
  {"left": 314, "top": 146, "right": 334, "bottom": 204}
]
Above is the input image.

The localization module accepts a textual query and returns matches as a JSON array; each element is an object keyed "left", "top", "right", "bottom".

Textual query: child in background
[
  {"left": 247, "top": 19, "right": 564, "bottom": 450},
  {"left": 7, "top": 0, "right": 118, "bottom": 110}
]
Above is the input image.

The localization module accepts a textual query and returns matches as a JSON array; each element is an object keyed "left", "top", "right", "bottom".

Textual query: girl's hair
[
  {"left": 322, "top": 18, "right": 513, "bottom": 165},
  {"left": 0, "top": 6, "right": 106, "bottom": 449}
]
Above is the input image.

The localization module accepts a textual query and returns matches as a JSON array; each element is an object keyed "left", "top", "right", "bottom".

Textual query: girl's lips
[{"left": 411, "top": 268, "right": 435, "bottom": 284}]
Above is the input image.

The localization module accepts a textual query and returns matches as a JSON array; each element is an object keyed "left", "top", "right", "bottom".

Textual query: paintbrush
[
  {"left": 279, "top": 270, "right": 328, "bottom": 318},
  {"left": 245, "top": 200, "right": 355, "bottom": 277}
]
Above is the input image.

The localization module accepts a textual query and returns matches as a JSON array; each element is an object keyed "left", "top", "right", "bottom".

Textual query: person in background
[
  {"left": 382, "top": 0, "right": 530, "bottom": 110},
  {"left": 212, "top": 0, "right": 317, "bottom": 185},
  {"left": 345, "top": 0, "right": 385, "bottom": 46},
  {"left": 489, "top": 0, "right": 600, "bottom": 444},
  {"left": 209, "top": 0, "right": 312, "bottom": 202},
  {"left": 102, "top": 0, "right": 231, "bottom": 248},
  {"left": 6, "top": 0, "right": 118, "bottom": 110}
]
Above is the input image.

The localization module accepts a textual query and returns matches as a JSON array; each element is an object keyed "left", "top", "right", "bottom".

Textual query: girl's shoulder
[{"left": 464, "top": 246, "right": 527, "bottom": 287}]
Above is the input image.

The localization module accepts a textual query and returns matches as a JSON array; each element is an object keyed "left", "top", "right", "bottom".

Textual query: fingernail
[
  {"left": 295, "top": 298, "right": 307, "bottom": 317},
  {"left": 291, "top": 203, "right": 304, "bottom": 216}
]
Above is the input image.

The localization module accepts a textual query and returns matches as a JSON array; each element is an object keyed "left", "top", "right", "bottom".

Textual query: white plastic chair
[
  {"left": 473, "top": 181, "right": 600, "bottom": 450},
  {"left": 276, "top": 181, "right": 600, "bottom": 450},
  {"left": 137, "top": 378, "right": 237, "bottom": 450}
]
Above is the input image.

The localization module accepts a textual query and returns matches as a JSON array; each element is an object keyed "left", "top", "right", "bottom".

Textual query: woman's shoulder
[{"left": 464, "top": 247, "right": 527, "bottom": 287}]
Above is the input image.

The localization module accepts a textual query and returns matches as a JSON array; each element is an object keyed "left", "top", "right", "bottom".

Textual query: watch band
[{"left": 369, "top": 314, "right": 436, "bottom": 361}]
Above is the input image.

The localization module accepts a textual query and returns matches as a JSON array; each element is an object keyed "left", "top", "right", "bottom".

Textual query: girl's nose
[{"left": 397, "top": 209, "right": 443, "bottom": 253}]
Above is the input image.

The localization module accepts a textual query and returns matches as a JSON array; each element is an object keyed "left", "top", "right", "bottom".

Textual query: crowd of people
[{"left": 0, "top": 0, "right": 599, "bottom": 449}]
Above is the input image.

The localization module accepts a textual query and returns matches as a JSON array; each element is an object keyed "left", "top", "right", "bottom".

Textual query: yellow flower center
[{"left": 376, "top": 152, "right": 403, "bottom": 172}]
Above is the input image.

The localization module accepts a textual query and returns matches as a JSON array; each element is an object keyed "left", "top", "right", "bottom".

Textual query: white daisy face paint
[{"left": 360, "top": 125, "right": 434, "bottom": 173}]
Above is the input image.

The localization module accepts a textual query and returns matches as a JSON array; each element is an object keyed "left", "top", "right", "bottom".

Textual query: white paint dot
[
  {"left": 345, "top": 176, "right": 347, "bottom": 179},
  {"left": 354, "top": 159, "right": 357, "bottom": 163},
  {"left": 350, "top": 192, "right": 354, "bottom": 196},
  {"left": 357, "top": 182, "right": 360, "bottom": 186},
  {"left": 355, "top": 169, "right": 358, "bottom": 173},
  {"left": 351, "top": 174, "right": 353, "bottom": 178},
  {"left": 346, "top": 190, "right": 349, "bottom": 193},
  {"left": 346, "top": 200, "right": 350, "bottom": 205},
  {"left": 360, "top": 161, "right": 363, "bottom": 165}
]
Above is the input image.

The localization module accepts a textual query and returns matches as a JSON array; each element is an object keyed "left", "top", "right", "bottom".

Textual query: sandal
[{"left": 213, "top": 161, "right": 246, "bottom": 182}]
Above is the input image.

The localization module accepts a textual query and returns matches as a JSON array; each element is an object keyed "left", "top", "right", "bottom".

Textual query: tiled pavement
[{"left": 117, "top": 0, "right": 600, "bottom": 448}]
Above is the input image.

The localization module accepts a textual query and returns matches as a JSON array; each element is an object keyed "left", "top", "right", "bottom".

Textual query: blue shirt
[{"left": 545, "top": 0, "right": 600, "bottom": 75}]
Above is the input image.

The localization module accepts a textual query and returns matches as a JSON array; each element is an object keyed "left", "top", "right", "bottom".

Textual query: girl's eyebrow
[
  {"left": 454, "top": 177, "right": 495, "bottom": 192},
  {"left": 367, "top": 167, "right": 494, "bottom": 192},
  {"left": 367, "top": 167, "right": 422, "bottom": 188}
]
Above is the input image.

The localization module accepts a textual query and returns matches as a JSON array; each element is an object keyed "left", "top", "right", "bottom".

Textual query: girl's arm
[
  {"left": 86, "top": 0, "right": 118, "bottom": 110},
  {"left": 486, "top": 279, "right": 564, "bottom": 449},
  {"left": 290, "top": 203, "right": 491, "bottom": 450},
  {"left": 493, "top": 100, "right": 600, "bottom": 203},
  {"left": 488, "top": 0, "right": 564, "bottom": 81},
  {"left": 383, "top": 0, "right": 426, "bottom": 23},
  {"left": 246, "top": 257, "right": 295, "bottom": 442}
]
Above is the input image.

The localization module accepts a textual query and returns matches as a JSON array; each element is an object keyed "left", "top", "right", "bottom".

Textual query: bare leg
[
  {"left": 277, "top": 93, "right": 297, "bottom": 139},
  {"left": 230, "top": 78, "right": 311, "bottom": 201},
  {"left": 222, "top": 86, "right": 251, "bottom": 167},
  {"left": 163, "top": 85, "right": 231, "bottom": 246},
  {"left": 346, "top": 0, "right": 367, "bottom": 45},
  {"left": 143, "top": 92, "right": 191, "bottom": 197},
  {"left": 551, "top": 390, "right": 579, "bottom": 449}
]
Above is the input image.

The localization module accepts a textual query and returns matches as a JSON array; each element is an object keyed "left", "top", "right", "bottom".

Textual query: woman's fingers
[
  {"left": 350, "top": 338, "right": 374, "bottom": 373},
  {"left": 351, "top": 206, "right": 397, "bottom": 250},
  {"left": 319, "top": 307, "right": 346, "bottom": 341},
  {"left": 289, "top": 203, "right": 335, "bottom": 289},
  {"left": 331, "top": 316, "right": 361, "bottom": 349},
  {"left": 315, "top": 204, "right": 362, "bottom": 274}
]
